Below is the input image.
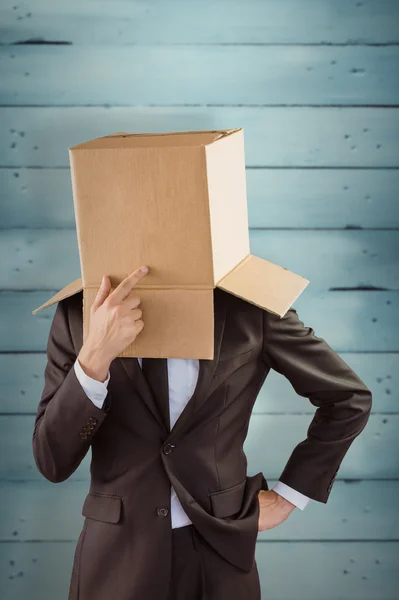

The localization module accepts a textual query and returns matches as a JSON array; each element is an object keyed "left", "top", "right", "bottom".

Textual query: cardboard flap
[
  {"left": 216, "top": 255, "right": 309, "bottom": 317},
  {"left": 31, "top": 278, "right": 83, "bottom": 315}
]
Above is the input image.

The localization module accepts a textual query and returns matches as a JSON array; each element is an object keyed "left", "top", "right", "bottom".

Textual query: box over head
[{"left": 32, "top": 128, "right": 310, "bottom": 359}]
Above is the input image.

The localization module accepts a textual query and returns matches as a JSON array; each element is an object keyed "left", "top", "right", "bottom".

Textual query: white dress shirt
[{"left": 74, "top": 357, "right": 310, "bottom": 528}]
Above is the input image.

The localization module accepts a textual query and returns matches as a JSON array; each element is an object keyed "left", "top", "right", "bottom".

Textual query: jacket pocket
[
  {"left": 214, "top": 349, "right": 253, "bottom": 377},
  {"left": 209, "top": 479, "right": 247, "bottom": 518},
  {"left": 82, "top": 492, "right": 123, "bottom": 524}
]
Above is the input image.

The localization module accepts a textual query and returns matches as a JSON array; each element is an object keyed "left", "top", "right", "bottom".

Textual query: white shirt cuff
[
  {"left": 74, "top": 357, "right": 110, "bottom": 410},
  {"left": 271, "top": 481, "right": 311, "bottom": 510}
]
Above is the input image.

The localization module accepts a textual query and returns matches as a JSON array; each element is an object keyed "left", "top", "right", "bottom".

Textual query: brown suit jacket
[{"left": 32, "top": 288, "right": 372, "bottom": 600}]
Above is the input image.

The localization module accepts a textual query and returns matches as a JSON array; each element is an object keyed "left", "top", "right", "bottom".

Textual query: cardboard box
[{"left": 32, "top": 128, "right": 310, "bottom": 359}]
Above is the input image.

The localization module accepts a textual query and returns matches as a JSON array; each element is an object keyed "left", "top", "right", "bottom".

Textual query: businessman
[{"left": 32, "top": 265, "right": 372, "bottom": 600}]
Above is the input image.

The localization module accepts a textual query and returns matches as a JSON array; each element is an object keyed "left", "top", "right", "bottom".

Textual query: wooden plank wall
[{"left": 0, "top": 1, "right": 398, "bottom": 598}]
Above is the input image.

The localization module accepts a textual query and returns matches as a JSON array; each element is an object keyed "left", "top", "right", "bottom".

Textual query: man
[{"left": 32, "top": 265, "right": 372, "bottom": 600}]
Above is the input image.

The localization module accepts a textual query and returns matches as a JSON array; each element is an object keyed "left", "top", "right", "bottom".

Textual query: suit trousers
[{"left": 167, "top": 524, "right": 262, "bottom": 600}]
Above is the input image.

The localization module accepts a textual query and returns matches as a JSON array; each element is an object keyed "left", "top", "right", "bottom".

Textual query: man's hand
[
  {"left": 78, "top": 266, "right": 149, "bottom": 381},
  {"left": 257, "top": 489, "right": 296, "bottom": 532}
]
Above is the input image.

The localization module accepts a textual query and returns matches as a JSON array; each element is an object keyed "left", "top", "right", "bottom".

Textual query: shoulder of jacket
[{"left": 59, "top": 290, "right": 83, "bottom": 323}]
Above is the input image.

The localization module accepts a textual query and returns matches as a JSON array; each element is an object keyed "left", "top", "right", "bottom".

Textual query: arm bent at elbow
[
  {"left": 262, "top": 307, "right": 372, "bottom": 503},
  {"left": 32, "top": 299, "right": 110, "bottom": 483}
]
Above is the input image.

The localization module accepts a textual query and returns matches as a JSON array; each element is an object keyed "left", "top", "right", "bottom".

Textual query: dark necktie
[{"left": 141, "top": 358, "right": 170, "bottom": 432}]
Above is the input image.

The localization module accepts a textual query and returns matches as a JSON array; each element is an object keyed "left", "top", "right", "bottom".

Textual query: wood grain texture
[
  {"left": 1, "top": 45, "right": 399, "bottom": 106},
  {"left": 2, "top": 289, "right": 397, "bottom": 352},
  {"left": 2, "top": 107, "right": 398, "bottom": 168},
  {"left": 0, "top": 352, "right": 395, "bottom": 415},
  {"left": 1, "top": 0, "right": 399, "bottom": 45},
  {"left": 1, "top": 229, "right": 398, "bottom": 291},
  {"left": 256, "top": 542, "right": 399, "bottom": 600},
  {"left": 0, "top": 0, "right": 398, "bottom": 596},
  {"left": 2, "top": 167, "right": 399, "bottom": 229},
  {"left": 0, "top": 479, "right": 397, "bottom": 542},
  {"left": 0, "top": 413, "right": 391, "bottom": 481}
]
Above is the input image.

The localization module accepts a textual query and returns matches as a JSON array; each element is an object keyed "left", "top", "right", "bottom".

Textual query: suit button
[
  {"left": 157, "top": 507, "right": 169, "bottom": 517},
  {"left": 163, "top": 444, "right": 175, "bottom": 455}
]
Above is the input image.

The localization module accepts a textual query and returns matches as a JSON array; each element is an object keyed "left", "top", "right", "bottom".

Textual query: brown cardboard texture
[{"left": 32, "top": 128, "right": 310, "bottom": 359}]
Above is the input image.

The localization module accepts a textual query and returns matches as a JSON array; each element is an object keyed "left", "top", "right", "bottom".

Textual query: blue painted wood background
[{"left": 1, "top": 1, "right": 398, "bottom": 598}]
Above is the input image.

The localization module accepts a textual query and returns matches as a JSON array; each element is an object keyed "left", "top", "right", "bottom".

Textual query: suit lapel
[{"left": 117, "top": 290, "right": 227, "bottom": 439}]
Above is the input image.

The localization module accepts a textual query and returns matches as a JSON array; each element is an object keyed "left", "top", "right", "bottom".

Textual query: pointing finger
[{"left": 108, "top": 266, "right": 149, "bottom": 304}]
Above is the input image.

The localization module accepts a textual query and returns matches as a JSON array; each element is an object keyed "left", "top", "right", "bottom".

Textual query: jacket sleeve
[
  {"left": 262, "top": 307, "right": 372, "bottom": 503},
  {"left": 32, "top": 298, "right": 110, "bottom": 483}
]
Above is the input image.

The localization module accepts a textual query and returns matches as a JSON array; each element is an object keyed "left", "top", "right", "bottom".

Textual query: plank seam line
[
  {"left": 1, "top": 166, "right": 399, "bottom": 171},
  {"left": 5, "top": 42, "right": 399, "bottom": 48},
  {"left": 1, "top": 104, "right": 399, "bottom": 109}
]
